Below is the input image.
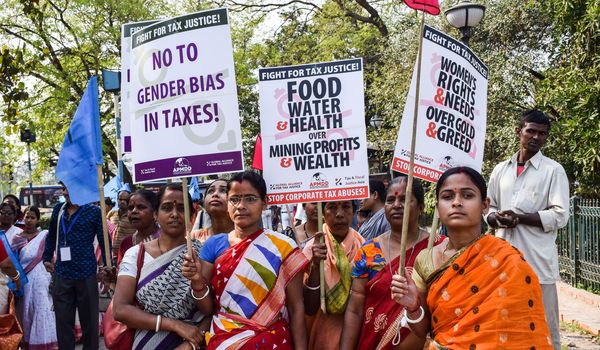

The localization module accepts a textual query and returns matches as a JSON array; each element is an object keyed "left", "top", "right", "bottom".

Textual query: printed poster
[
  {"left": 259, "top": 59, "right": 369, "bottom": 204},
  {"left": 129, "top": 9, "right": 244, "bottom": 182},
  {"left": 121, "top": 20, "right": 158, "bottom": 153},
  {"left": 392, "top": 25, "right": 489, "bottom": 182}
]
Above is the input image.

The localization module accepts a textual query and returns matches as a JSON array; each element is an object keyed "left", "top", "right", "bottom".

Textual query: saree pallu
[
  {"left": 427, "top": 235, "right": 552, "bottom": 350},
  {"left": 133, "top": 241, "right": 204, "bottom": 350},
  {"left": 17, "top": 230, "right": 58, "bottom": 350},
  {"left": 303, "top": 225, "right": 364, "bottom": 350},
  {"left": 357, "top": 235, "right": 443, "bottom": 350},
  {"left": 302, "top": 225, "right": 364, "bottom": 315},
  {"left": 207, "top": 229, "right": 308, "bottom": 350}
]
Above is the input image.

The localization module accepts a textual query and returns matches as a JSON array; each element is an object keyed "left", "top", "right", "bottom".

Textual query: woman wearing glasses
[{"left": 194, "top": 171, "right": 309, "bottom": 350}]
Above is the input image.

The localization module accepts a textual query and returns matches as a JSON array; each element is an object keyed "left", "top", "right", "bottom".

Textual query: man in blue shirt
[
  {"left": 43, "top": 184, "right": 109, "bottom": 350},
  {"left": 358, "top": 180, "right": 391, "bottom": 240}
]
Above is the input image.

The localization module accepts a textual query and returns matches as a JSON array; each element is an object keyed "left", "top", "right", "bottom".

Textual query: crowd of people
[{"left": 0, "top": 109, "right": 569, "bottom": 350}]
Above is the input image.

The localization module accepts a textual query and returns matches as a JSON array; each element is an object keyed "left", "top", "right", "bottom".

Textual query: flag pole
[
  {"left": 398, "top": 10, "right": 426, "bottom": 275},
  {"left": 428, "top": 209, "right": 439, "bottom": 248},
  {"left": 181, "top": 177, "right": 193, "bottom": 253},
  {"left": 317, "top": 203, "right": 326, "bottom": 314},
  {"left": 97, "top": 165, "right": 112, "bottom": 269}
]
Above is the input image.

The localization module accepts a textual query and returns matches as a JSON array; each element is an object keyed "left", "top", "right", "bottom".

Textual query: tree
[
  {"left": 534, "top": 0, "right": 600, "bottom": 196},
  {"left": 0, "top": 0, "right": 175, "bottom": 185}
]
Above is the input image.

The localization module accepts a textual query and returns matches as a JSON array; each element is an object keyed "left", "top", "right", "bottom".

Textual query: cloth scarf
[
  {"left": 321, "top": 224, "right": 364, "bottom": 315},
  {"left": 207, "top": 229, "right": 308, "bottom": 350}
]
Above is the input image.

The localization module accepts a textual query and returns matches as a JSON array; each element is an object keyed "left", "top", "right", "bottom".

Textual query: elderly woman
[
  {"left": 391, "top": 167, "right": 552, "bottom": 349},
  {"left": 195, "top": 171, "right": 308, "bottom": 349},
  {"left": 340, "top": 177, "right": 444, "bottom": 350},
  {"left": 303, "top": 200, "right": 365, "bottom": 350},
  {"left": 113, "top": 184, "right": 205, "bottom": 349}
]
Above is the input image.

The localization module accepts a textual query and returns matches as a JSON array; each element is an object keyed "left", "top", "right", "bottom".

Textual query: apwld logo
[{"left": 173, "top": 157, "right": 193, "bottom": 175}]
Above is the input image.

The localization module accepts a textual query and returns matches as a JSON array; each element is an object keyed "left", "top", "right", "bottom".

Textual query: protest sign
[
  {"left": 392, "top": 25, "right": 489, "bottom": 183},
  {"left": 121, "top": 20, "right": 158, "bottom": 153},
  {"left": 129, "top": 9, "right": 244, "bottom": 183},
  {"left": 259, "top": 58, "right": 369, "bottom": 204}
]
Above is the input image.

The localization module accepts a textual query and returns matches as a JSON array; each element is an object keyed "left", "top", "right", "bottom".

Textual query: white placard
[
  {"left": 259, "top": 59, "right": 369, "bottom": 204},
  {"left": 129, "top": 9, "right": 244, "bottom": 183},
  {"left": 121, "top": 20, "right": 158, "bottom": 153},
  {"left": 392, "top": 25, "right": 489, "bottom": 183}
]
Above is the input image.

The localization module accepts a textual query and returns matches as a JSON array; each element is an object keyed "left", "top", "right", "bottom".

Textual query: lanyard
[{"left": 60, "top": 207, "right": 83, "bottom": 247}]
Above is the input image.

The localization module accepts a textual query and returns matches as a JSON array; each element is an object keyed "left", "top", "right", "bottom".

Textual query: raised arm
[
  {"left": 286, "top": 271, "right": 307, "bottom": 350},
  {"left": 339, "top": 277, "right": 367, "bottom": 350},
  {"left": 302, "top": 234, "right": 327, "bottom": 316},
  {"left": 113, "top": 248, "right": 203, "bottom": 347}
]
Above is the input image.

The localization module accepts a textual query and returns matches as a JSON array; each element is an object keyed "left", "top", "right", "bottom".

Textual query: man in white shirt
[{"left": 485, "top": 109, "right": 569, "bottom": 350}]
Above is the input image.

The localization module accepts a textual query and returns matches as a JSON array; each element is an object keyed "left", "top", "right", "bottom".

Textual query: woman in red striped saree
[{"left": 194, "top": 171, "right": 309, "bottom": 350}]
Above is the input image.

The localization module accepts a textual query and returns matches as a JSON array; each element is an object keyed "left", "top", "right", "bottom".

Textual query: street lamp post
[
  {"left": 101, "top": 69, "right": 123, "bottom": 180},
  {"left": 444, "top": 0, "right": 486, "bottom": 45},
  {"left": 20, "top": 128, "right": 36, "bottom": 206}
]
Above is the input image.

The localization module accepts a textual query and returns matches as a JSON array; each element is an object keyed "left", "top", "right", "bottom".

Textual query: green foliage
[{"left": 535, "top": 0, "right": 600, "bottom": 197}]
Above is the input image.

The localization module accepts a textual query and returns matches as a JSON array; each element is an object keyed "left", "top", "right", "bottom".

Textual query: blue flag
[
  {"left": 56, "top": 76, "right": 103, "bottom": 205},
  {"left": 103, "top": 175, "right": 122, "bottom": 201},
  {"left": 188, "top": 176, "right": 201, "bottom": 201}
]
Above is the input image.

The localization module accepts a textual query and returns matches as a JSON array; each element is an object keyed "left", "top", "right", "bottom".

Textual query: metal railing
[{"left": 557, "top": 197, "right": 600, "bottom": 292}]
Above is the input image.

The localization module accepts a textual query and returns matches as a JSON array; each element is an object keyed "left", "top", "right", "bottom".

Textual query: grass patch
[{"left": 560, "top": 321, "right": 600, "bottom": 349}]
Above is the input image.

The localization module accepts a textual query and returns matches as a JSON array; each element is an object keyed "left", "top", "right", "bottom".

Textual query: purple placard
[
  {"left": 124, "top": 136, "right": 132, "bottom": 152},
  {"left": 134, "top": 151, "right": 243, "bottom": 182}
]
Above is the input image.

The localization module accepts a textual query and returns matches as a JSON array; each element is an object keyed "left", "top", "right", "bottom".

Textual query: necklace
[
  {"left": 133, "top": 226, "right": 159, "bottom": 245},
  {"left": 303, "top": 222, "right": 316, "bottom": 240},
  {"left": 442, "top": 233, "right": 481, "bottom": 259},
  {"left": 156, "top": 238, "right": 166, "bottom": 255}
]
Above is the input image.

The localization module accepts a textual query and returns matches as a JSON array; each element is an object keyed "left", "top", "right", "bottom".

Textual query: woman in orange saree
[
  {"left": 391, "top": 167, "right": 553, "bottom": 349},
  {"left": 340, "top": 177, "right": 444, "bottom": 350}
]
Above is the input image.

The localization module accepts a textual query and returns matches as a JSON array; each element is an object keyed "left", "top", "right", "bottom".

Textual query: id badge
[{"left": 60, "top": 247, "right": 72, "bottom": 262}]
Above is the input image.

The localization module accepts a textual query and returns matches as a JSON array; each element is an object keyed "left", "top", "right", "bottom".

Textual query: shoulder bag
[{"left": 103, "top": 243, "right": 145, "bottom": 350}]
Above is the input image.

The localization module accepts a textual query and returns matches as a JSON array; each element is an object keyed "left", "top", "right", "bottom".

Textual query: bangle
[
  {"left": 304, "top": 283, "right": 320, "bottom": 291},
  {"left": 10, "top": 271, "right": 20, "bottom": 281},
  {"left": 191, "top": 286, "right": 210, "bottom": 301},
  {"left": 155, "top": 315, "right": 162, "bottom": 333},
  {"left": 188, "top": 341, "right": 197, "bottom": 350},
  {"left": 404, "top": 306, "right": 425, "bottom": 324}
]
